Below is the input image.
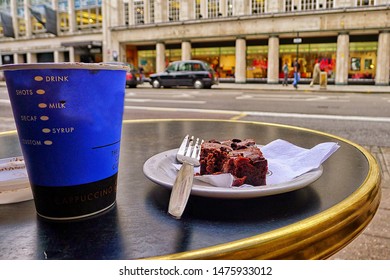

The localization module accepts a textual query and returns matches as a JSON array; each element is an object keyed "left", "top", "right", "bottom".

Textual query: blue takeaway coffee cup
[{"left": 1, "top": 63, "right": 127, "bottom": 220}]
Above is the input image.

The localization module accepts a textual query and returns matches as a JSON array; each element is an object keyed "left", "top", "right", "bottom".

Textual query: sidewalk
[
  {"left": 215, "top": 82, "right": 390, "bottom": 94},
  {"left": 132, "top": 80, "right": 390, "bottom": 94}
]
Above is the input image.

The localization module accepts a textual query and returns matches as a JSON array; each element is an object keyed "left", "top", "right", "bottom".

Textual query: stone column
[
  {"left": 54, "top": 50, "right": 65, "bottom": 62},
  {"left": 68, "top": 46, "right": 75, "bottom": 62},
  {"left": 13, "top": 54, "right": 25, "bottom": 64},
  {"left": 181, "top": 41, "right": 192, "bottom": 61},
  {"left": 335, "top": 33, "right": 349, "bottom": 85},
  {"left": 375, "top": 31, "right": 390, "bottom": 86},
  {"left": 27, "top": 52, "right": 37, "bottom": 63},
  {"left": 156, "top": 42, "right": 166, "bottom": 73},
  {"left": 119, "top": 43, "right": 127, "bottom": 63},
  {"left": 235, "top": 37, "right": 246, "bottom": 83},
  {"left": 267, "top": 35, "right": 280, "bottom": 84}
]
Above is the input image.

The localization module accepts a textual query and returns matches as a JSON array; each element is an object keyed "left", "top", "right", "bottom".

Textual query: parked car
[
  {"left": 149, "top": 60, "right": 218, "bottom": 89},
  {"left": 105, "top": 62, "right": 138, "bottom": 88}
]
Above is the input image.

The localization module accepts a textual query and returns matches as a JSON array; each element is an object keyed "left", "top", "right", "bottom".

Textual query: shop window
[
  {"left": 165, "top": 49, "right": 181, "bottom": 63},
  {"left": 252, "top": 0, "right": 265, "bottom": 14},
  {"left": 137, "top": 49, "right": 156, "bottom": 76},
  {"left": 280, "top": 43, "right": 337, "bottom": 79},
  {"left": 192, "top": 46, "right": 234, "bottom": 78},
  {"left": 349, "top": 42, "right": 377, "bottom": 79},
  {"left": 1, "top": 54, "right": 14, "bottom": 64},
  {"left": 247, "top": 45, "right": 268, "bottom": 78},
  {"left": 37, "top": 52, "right": 54, "bottom": 62},
  {"left": 168, "top": 0, "right": 180, "bottom": 21}
]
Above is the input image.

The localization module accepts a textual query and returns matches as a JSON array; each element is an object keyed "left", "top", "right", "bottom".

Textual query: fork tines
[
  {"left": 178, "top": 135, "right": 203, "bottom": 162},
  {"left": 178, "top": 135, "right": 190, "bottom": 155}
]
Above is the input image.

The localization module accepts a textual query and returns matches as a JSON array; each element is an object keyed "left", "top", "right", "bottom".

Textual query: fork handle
[{"left": 168, "top": 162, "right": 194, "bottom": 219}]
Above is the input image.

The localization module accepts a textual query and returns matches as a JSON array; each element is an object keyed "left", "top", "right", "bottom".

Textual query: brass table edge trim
[
  {"left": 0, "top": 130, "right": 17, "bottom": 136},
  {"left": 126, "top": 119, "right": 381, "bottom": 260}
]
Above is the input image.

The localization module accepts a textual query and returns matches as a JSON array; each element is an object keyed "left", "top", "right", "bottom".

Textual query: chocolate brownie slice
[{"left": 199, "top": 139, "right": 268, "bottom": 186}]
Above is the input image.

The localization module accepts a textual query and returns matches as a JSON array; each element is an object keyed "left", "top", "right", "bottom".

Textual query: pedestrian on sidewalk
[
  {"left": 292, "top": 59, "right": 300, "bottom": 89},
  {"left": 138, "top": 65, "right": 145, "bottom": 84},
  {"left": 310, "top": 60, "right": 321, "bottom": 87},
  {"left": 282, "top": 61, "right": 289, "bottom": 86}
]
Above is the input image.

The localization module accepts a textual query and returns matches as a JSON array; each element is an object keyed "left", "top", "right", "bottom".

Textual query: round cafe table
[{"left": 0, "top": 119, "right": 381, "bottom": 259}]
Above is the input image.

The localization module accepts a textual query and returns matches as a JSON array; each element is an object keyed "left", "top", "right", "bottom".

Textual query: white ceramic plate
[
  {"left": 0, "top": 157, "right": 33, "bottom": 204},
  {"left": 143, "top": 148, "right": 323, "bottom": 199}
]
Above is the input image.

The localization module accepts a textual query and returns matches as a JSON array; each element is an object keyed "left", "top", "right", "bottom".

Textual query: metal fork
[{"left": 168, "top": 135, "right": 203, "bottom": 219}]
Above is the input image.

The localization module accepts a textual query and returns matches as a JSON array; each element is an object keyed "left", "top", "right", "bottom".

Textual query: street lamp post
[
  {"left": 293, "top": 33, "right": 302, "bottom": 88},
  {"left": 293, "top": 32, "right": 302, "bottom": 62}
]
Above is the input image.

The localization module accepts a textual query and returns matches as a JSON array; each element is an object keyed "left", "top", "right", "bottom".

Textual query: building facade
[{"left": 1, "top": 0, "right": 389, "bottom": 85}]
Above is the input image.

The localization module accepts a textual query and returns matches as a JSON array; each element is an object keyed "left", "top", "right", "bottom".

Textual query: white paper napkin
[
  {"left": 261, "top": 139, "right": 340, "bottom": 185},
  {"left": 0, "top": 156, "right": 32, "bottom": 204},
  {"left": 174, "top": 139, "right": 340, "bottom": 188},
  {"left": 0, "top": 157, "right": 28, "bottom": 184}
]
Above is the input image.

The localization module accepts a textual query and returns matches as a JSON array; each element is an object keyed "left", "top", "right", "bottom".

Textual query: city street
[
  {"left": 118, "top": 85, "right": 390, "bottom": 147},
  {"left": 0, "top": 82, "right": 389, "bottom": 259},
  {"left": 2, "top": 85, "right": 390, "bottom": 144}
]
